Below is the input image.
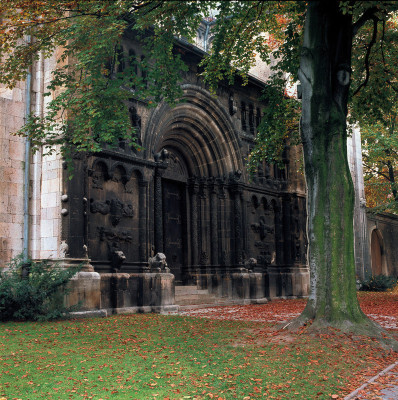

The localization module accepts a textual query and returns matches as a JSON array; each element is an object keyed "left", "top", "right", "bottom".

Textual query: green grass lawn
[{"left": 0, "top": 312, "right": 396, "bottom": 399}]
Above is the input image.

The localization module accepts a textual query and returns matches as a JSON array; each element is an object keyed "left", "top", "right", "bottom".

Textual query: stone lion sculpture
[{"left": 148, "top": 253, "right": 170, "bottom": 273}]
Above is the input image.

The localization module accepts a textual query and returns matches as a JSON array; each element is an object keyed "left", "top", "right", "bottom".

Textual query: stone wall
[
  {"left": 0, "top": 80, "right": 26, "bottom": 264},
  {"left": 366, "top": 211, "right": 398, "bottom": 277},
  {"left": 1, "top": 31, "right": 310, "bottom": 314},
  {"left": 0, "top": 49, "right": 64, "bottom": 267},
  {"left": 347, "top": 127, "right": 398, "bottom": 279},
  {"left": 29, "top": 51, "right": 64, "bottom": 260}
]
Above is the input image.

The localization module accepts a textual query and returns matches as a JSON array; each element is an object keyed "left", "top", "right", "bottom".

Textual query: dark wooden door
[
  {"left": 162, "top": 179, "right": 186, "bottom": 281},
  {"left": 371, "top": 230, "right": 383, "bottom": 275}
]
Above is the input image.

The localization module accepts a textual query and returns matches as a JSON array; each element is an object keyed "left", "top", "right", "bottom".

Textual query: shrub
[
  {"left": 0, "top": 255, "right": 81, "bottom": 321},
  {"left": 359, "top": 274, "right": 397, "bottom": 292}
]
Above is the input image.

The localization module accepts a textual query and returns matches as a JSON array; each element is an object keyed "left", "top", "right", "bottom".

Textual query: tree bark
[
  {"left": 289, "top": 1, "right": 376, "bottom": 332},
  {"left": 386, "top": 160, "right": 398, "bottom": 202}
]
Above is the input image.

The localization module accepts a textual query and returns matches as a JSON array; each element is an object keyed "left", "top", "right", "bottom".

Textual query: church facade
[
  {"left": 62, "top": 35, "right": 309, "bottom": 312},
  {"left": 0, "top": 31, "right": 310, "bottom": 314}
]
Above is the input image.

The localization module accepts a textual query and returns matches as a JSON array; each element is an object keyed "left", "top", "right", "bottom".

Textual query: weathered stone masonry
[{"left": 60, "top": 36, "right": 309, "bottom": 313}]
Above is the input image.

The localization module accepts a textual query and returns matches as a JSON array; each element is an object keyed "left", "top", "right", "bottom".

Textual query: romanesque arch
[
  {"left": 144, "top": 84, "right": 244, "bottom": 176},
  {"left": 144, "top": 85, "right": 245, "bottom": 283}
]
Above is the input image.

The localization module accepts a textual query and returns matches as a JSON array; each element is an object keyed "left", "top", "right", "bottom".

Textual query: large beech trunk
[{"left": 295, "top": 0, "right": 367, "bottom": 328}]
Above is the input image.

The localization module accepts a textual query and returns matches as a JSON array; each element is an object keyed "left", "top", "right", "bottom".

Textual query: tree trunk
[
  {"left": 386, "top": 161, "right": 398, "bottom": 203},
  {"left": 288, "top": 0, "right": 386, "bottom": 335}
]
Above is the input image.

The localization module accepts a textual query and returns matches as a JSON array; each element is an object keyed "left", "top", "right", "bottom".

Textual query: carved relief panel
[
  {"left": 291, "top": 196, "right": 307, "bottom": 265},
  {"left": 87, "top": 160, "right": 140, "bottom": 270},
  {"left": 247, "top": 195, "right": 276, "bottom": 268}
]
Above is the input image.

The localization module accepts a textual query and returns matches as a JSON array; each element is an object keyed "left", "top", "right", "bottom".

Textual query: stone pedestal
[
  {"left": 267, "top": 266, "right": 309, "bottom": 299},
  {"left": 231, "top": 271, "right": 250, "bottom": 301},
  {"left": 60, "top": 258, "right": 101, "bottom": 311},
  {"left": 249, "top": 272, "right": 268, "bottom": 304},
  {"left": 99, "top": 272, "right": 177, "bottom": 314},
  {"left": 150, "top": 272, "right": 177, "bottom": 313}
]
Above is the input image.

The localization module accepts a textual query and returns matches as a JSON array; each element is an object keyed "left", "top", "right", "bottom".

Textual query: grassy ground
[{"left": 1, "top": 293, "right": 398, "bottom": 400}]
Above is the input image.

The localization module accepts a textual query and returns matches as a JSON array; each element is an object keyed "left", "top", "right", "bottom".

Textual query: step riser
[{"left": 175, "top": 286, "right": 220, "bottom": 306}]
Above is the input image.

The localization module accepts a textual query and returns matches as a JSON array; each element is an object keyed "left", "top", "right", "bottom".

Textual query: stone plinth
[
  {"left": 267, "top": 266, "right": 309, "bottom": 299},
  {"left": 100, "top": 272, "right": 177, "bottom": 314},
  {"left": 60, "top": 258, "right": 101, "bottom": 311}
]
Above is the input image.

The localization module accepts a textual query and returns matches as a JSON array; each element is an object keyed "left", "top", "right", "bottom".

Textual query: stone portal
[{"left": 63, "top": 78, "right": 309, "bottom": 312}]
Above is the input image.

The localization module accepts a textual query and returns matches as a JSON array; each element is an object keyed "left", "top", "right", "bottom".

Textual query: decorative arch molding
[
  {"left": 144, "top": 84, "right": 243, "bottom": 177},
  {"left": 89, "top": 158, "right": 146, "bottom": 185}
]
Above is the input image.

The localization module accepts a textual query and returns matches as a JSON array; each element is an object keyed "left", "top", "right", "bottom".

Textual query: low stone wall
[
  {"left": 198, "top": 267, "right": 309, "bottom": 303},
  {"left": 99, "top": 272, "right": 176, "bottom": 314},
  {"left": 64, "top": 263, "right": 309, "bottom": 316},
  {"left": 65, "top": 268, "right": 177, "bottom": 315}
]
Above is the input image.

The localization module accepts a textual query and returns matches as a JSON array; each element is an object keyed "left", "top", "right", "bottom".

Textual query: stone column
[
  {"left": 231, "top": 184, "right": 243, "bottom": 266},
  {"left": 217, "top": 177, "right": 227, "bottom": 267},
  {"left": 208, "top": 177, "right": 219, "bottom": 266},
  {"left": 273, "top": 201, "right": 283, "bottom": 266},
  {"left": 282, "top": 194, "right": 292, "bottom": 265},
  {"left": 199, "top": 177, "right": 208, "bottom": 267},
  {"left": 154, "top": 169, "right": 164, "bottom": 253},
  {"left": 139, "top": 179, "right": 148, "bottom": 262},
  {"left": 188, "top": 177, "right": 199, "bottom": 267}
]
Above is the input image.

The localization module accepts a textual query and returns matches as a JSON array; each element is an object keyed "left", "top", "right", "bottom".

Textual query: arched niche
[{"left": 371, "top": 229, "right": 387, "bottom": 276}]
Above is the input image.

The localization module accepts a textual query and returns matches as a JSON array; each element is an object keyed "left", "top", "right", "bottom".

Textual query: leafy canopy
[
  {"left": 349, "top": 14, "right": 398, "bottom": 212},
  {"left": 0, "top": 0, "right": 397, "bottom": 177},
  {"left": 0, "top": 0, "right": 302, "bottom": 166}
]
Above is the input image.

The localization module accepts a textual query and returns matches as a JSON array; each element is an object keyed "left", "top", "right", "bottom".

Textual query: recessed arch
[
  {"left": 144, "top": 84, "right": 243, "bottom": 178},
  {"left": 370, "top": 228, "right": 387, "bottom": 276}
]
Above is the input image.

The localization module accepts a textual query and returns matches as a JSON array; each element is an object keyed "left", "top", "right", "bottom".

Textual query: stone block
[
  {"left": 292, "top": 270, "right": 310, "bottom": 297},
  {"left": 65, "top": 271, "right": 101, "bottom": 311},
  {"left": 8, "top": 223, "right": 22, "bottom": 239},
  {"left": 41, "top": 236, "right": 57, "bottom": 252},
  {"left": 282, "top": 272, "right": 293, "bottom": 297},
  {"left": 231, "top": 272, "right": 250, "bottom": 299},
  {"left": 9, "top": 141, "right": 24, "bottom": 162},
  {"left": 150, "top": 272, "right": 175, "bottom": 309},
  {"left": 209, "top": 273, "right": 223, "bottom": 297},
  {"left": 99, "top": 273, "right": 130, "bottom": 310},
  {"left": 114, "top": 273, "right": 132, "bottom": 308},
  {"left": 139, "top": 273, "right": 153, "bottom": 307},
  {"left": 100, "top": 273, "right": 113, "bottom": 309},
  {"left": 127, "top": 275, "right": 140, "bottom": 307},
  {"left": 42, "top": 192, "right": 57, "bottom": 208},
  {"left": 41, "top": 219, "right": 54, "bottom": 237},
  {"left": 98, "top": 272, "right": 175, "bottom": 313},
  {"left": 249, "top": 272, "right": 265, "bottom": 299},
  {"left": 12, "top": 88, "right": 23, "bottom": 103},
  {"left": 221, "top": 273, "right": 232, "bottom": 298},
  {"left": 267, "top": 269, "right": 281, "bottom": 299}
]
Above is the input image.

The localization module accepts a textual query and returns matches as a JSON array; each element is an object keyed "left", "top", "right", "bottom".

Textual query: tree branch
[
  {"left": 352, "top": 15, "right": 378, "bottom": 96},
  {"left": 362, "top": 161, "right": 392, "bottom": 181},
  {"left": 352, "top": 6, "right": 378, "bottom": 37}
]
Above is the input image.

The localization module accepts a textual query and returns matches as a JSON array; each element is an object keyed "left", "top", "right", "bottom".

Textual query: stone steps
[{"left": 175, "top": 285, "right": 219, "bottom": 306}]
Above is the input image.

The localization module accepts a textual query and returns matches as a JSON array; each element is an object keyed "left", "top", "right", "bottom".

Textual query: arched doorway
[
  {"left": 146, "top": 85, "right": 244, "bottom": 285},
  {"left": 161, "top": 149, "right": 189, "bottom": 283},
  {"left": 371, "top": 229, "right": 384, "bottom": 275}
]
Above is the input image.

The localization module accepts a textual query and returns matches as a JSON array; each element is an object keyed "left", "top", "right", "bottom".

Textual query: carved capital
[
  {"left": 216, "top": 177, "right": 226, "bottom": 199},
  {"left": 187, "top": 176, "right": 199, "bottom": 195},
  {"left": 138, "top": 179, "right": 149, "bottom": 188},
  {"left": 198, "top": 177, "right": 207, "bottom": 199}
]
